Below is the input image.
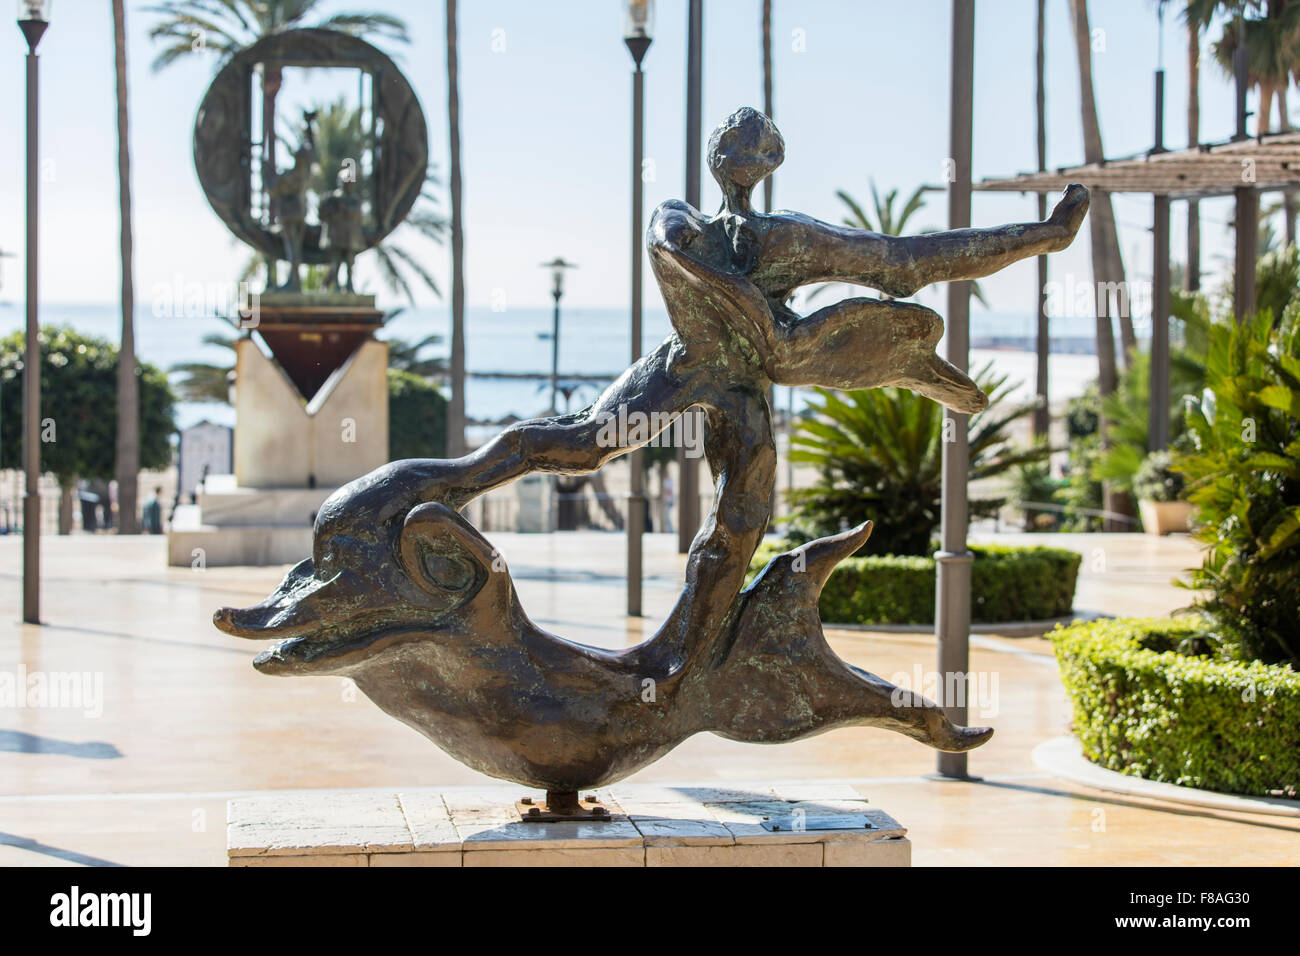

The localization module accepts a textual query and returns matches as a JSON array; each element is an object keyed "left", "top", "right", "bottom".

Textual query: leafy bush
[
  {"left": 388, "top": 369, "right": 447, "bottom": 460},
  {"left": 0, "top": 327, "right": 175, "bottom": 484},
  {"left": 1132, "top": 449, "right": 1184, "bottom": 503},
  {"left": 746, "top": 540, "right": 1080, "bottom": 625},
  {"left": 1174, "top": 305, "right": 1300, "bottom": 667},
  {"left": 1008, "top": 461, "right": 1065, "bottom": 531},
  {"left": 1092, "top": 346, "right": 1206, "bottom": 496},
  {"left": 784, "top": 362, "right": 1050, "bottom": 555},
  {"left": 1053, "top": 616, "right": 1300, "bottom": 797}
]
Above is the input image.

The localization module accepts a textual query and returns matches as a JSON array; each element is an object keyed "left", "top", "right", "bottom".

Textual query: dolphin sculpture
[
  {"left": 216, "top": 466, "right": 990, "bottom": 793},
  {"left": 216, "top": 108, "right": 1087, "bottom": 804}
]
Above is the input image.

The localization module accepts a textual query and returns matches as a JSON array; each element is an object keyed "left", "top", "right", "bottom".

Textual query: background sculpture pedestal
[
  {"left": 167, "top": 295, "right": 389, "bottom": 567},
  {"left": 227, "top": 784, "right": 911, "bottom": 867}
]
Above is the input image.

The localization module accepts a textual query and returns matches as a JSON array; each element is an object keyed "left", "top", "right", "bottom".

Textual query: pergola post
[
  {"left": 935, "top": 0, "right": 975, "bottom": 781},
  {"left": 1149, "top": 38, "right": 1170, "bottom": 451},
  {"left": 1150, "top": 193, "right": 1171, "bottom": 451},
  {"left": 1234, "top": 186, "right": 1257, "bottom": 322}
]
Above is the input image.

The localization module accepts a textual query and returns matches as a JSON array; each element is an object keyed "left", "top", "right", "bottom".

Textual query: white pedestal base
[{"left": 227, "top": 784, "right": 911, "bottom": 867}]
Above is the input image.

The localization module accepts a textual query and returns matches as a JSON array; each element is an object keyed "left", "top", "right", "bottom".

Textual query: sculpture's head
[
  {"left": 213, "top": 464, "right": 509, "bottom": 676},
  {"left": 707, "top": 107, "right": 784, "bottom": 205}
]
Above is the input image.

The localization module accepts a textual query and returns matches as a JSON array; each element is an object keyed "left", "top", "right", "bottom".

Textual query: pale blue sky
[{"left": 0, "top": 0, "right": 1257, "bottom": 317}]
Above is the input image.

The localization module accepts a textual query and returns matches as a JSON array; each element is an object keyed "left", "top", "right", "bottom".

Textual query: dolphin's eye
[{"left": 420, "top": 549, "right": 475, "bottom": 592}]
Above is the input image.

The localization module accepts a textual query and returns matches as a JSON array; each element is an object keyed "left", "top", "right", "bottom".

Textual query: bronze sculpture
[
  {"left": 216, "top": 108, "right": 1088, "bottom": 809},
  {"left": 267, "top": 115, "right": 316, "bottom": 291},
  {"left": 192, "top": 28, "right": 427, "bottom": 279},
  {"left": 320, "top": 174, "right": 366, "bottom": 293}
]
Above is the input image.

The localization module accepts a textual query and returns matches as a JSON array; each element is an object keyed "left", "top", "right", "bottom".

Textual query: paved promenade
[{"left": 1, "top": 531, "right": 1296, "bottom": 866}]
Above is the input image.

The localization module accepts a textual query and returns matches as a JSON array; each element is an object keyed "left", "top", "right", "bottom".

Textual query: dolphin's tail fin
[{"left": 704, "top": 529, "right": 994, "bottom": 754}]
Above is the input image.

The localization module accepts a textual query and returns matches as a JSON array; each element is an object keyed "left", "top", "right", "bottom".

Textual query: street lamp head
[
  {"left": 541, "top": 257, "right": 578, "bottom": 298},
  {"left": 623, "top": 0, "right": 653, "bottom": 66},
  {"left": 16, "top": 0, "right": 50, "bottom": 52}
]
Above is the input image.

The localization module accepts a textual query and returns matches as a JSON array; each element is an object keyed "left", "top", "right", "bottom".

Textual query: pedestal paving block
[{"left": 228, "top": 785, "right": 911, "bottom": 867}]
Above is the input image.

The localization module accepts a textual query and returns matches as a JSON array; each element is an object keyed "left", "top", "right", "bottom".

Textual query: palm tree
[
  {"left": 762, "top": 0, "right": 774, "bottom": 214},
  {"left": 144, "top": 1, "right": 409, "bottom": 245},
  {"left": 1190, "top": 0, "right": 1300, "bottom": 239},
  {"left": 113, "top": 0, "right": 140, "bottom": 534},
  {"left": 1185, "top": 2, "right": 1202, "bottom": 290},
  {"left": 386, "top": 332, "right": 448, "bottom": 379},
  {"left": 446, "top": 0, "right": 466, "bottom": 457},
  {"left": 1033, "top": 0, "right": 1050, "bottom": 440},
  {"left": 1067, "top": 0, "right": 1133, "bottom": 385},
  {"left": 1068, "top": 0, "right": 1135, "bottom": 530},
  {"left": 1204, "top": 0, "right": 1300, "bottom": 132},
  {"left": 171, "top": 332, "right": 239, "bottom": 404}
]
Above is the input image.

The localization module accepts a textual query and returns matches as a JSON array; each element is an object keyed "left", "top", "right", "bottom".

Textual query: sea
[{"left": 0, "top": 301, "right": 1104, "bottom": 443}]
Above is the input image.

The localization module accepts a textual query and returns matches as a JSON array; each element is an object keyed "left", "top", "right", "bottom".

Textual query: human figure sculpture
[
  {"left": 320, "top": 173, "right": 365, "bottom": 293},
  {"left": 268, "top": 112, "right": 317, "bottom": 291},
  {"left": 216, "top": 108, "right": 1089, "bottom": 808}
]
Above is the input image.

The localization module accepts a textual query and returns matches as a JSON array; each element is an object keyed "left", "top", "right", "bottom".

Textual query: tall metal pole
[
  {"left": 1232, "top": 11, "right": 1256, "bottom": 322},
  {"left": 935, "top": 0, "right": 975, "bottom": 780},
  {"left": 626, "top": 38, "right": 650, "bottom": 617},
  {"left": 1033, "top": 0, "right": 1049, "bottom": 441},
  {"left": 677, "top": 0, "right": 703, "bottom": 555},
  {"left": 21, "top": 20, "right": 46, "bottom": 626},
  {"left": 446, "top": 0, "right": 467, "bottom": 456},
  {"left": 1151, "top": 195, "right": 1171, "bottom": 450},
  {"left": 549, "top": 287, "right": 561, "bottom": 415},
  {"left": 1150, "top": 14, "right": 1171, "bottom": 452}
]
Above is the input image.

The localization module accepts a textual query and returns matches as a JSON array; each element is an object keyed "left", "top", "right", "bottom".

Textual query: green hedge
[
  {"left": 745, "top": 541, "right": 1080, "bottom": 625},
  {"left": 1052, "top": 617, "right": 1300, "bottom": 797}
]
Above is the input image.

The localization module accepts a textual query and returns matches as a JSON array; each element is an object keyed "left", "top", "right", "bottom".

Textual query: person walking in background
[{"left": 142, "top": 486, "right": 164, "bottom": 535}]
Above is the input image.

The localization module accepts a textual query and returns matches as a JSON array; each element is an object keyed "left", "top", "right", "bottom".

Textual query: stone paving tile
[
  {"left": 396, "top": 792, "right": 459, "bottom": 852},
  {"left": 227, "top": 792, "right": 412, "bottom": 857}
]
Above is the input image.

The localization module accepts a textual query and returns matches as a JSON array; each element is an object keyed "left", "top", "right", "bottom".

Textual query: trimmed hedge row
[
  {"left": 1052, "top": 617, "right": 1300, "bottom": 798},
  {"left": 745, "top": 541, "right": 1081, "bottom": 625}
]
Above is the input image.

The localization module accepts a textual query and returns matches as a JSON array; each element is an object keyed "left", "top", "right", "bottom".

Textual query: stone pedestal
[
  {"left": 166, "top": 294, "right": 390, "bottom": 567},
  {"left": 227, "top": 784, "right": 910, "bottom": 867},
  {"left": 515, "top": 474, "right": 556, "bottom": 533}
]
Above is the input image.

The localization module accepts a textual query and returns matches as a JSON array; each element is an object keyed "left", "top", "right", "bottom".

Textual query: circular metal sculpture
[
  {"left": 216, "top": 109, "right": 1090, "bottom": 809},
  {"left": 192, "top": 28, "right": 427, "bottom": 266}
]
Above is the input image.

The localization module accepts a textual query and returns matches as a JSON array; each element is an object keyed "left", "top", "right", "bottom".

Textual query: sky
[{"left": 0, "top": 0, "right": 1258, "bottom": 320}]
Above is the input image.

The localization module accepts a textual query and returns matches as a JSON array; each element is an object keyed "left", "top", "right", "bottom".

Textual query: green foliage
[
  {"left": 1174, "top": 305, "right": 1300, "bottom": 667},
  {"left": 1254, "top": 245, "right": 1300, "bottom": 322},
  {"left": 746, "top": 540, "right": 1080, "bottom": 625},
  {"left": 144, "top": 1, "right": 409, "bottom": 72},
  {"left": 1133, "top": 449, "right": 1184, "bottom": 503},
  {"left": 170, "top": 331, "right": 239, "bottom": 404},
  {"left": 0, "top": 328, "right": 175, "bottom": 486},
  {"left": 1052, "top": 616, "right": 1300, "bottom": 797},
  {"left": 1092, "top": 335, "right": 1208, "bottom": 496},
  {"left": 1008, "top": 461, "right": 1065, "bottom": 531},
  {"left": 388, "top": 368, "right": 447, "bottom": 460},
  {"left": 385, "top": 330, "right": 447, "bottom": 379},
  {"left": 784, "top": 362, "right": 1050, "bottom": 555}
]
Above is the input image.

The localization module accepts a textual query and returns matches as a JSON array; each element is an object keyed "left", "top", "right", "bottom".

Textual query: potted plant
[{"left": 1133, "top": 449, "right": 1190, "bottom": 535}]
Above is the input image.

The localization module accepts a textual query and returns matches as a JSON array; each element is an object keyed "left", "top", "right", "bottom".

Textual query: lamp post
[
  {"left": 540, "top": 257, "right": 577, "bottom": 415},
  {"left": 18, "top": 0, "right": 50, "bottom": 626},
  {"left": 934, "top": 0, "right": 974, "bottom": 780},
  {"left": 624, "top": 0, "right": 652, "bottom": 617},
  {"left": 677, "top": 0, "right": 702, "bottom": 555}
]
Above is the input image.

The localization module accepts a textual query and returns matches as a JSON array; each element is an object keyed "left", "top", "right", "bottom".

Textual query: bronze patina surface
[
  {"left": 216, "top": 108, "right": 1089, "bottom": 792},
  {"left": 192, "top": 28, "right": 427, "bottom": 267}
]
